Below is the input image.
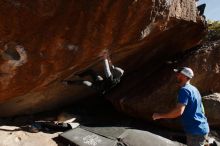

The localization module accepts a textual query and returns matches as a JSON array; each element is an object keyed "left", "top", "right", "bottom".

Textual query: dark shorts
[{"left": 186, "top": 134, "right": 208, "bottom": 146}]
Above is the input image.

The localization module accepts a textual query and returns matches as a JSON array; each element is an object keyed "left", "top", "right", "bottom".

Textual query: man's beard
[{"left": 176, "top": 78, "right": 182, "bottom": 85}]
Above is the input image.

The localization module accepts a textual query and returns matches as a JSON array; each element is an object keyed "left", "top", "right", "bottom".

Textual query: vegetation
[
  {"left": 206, "top": 20, "right": 220, "bottom": 41},
  {"left": 208, "top": 20, "right": 220, "bottom": 30}
]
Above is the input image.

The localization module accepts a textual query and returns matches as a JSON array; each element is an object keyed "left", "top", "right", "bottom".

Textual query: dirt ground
[{"left": 0, "top": 126, "right": 61, "bottom": 146}]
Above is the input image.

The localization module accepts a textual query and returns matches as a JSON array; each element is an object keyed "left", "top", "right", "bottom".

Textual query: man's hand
[
  {"left": 103, "top": 51, "right": 108, "bottom": 59},
  {"left": 152, "top": 113, "right": 161, "bottom": 120},
  {"left": 99, "top": 49, "right": 109, "bottom": 59}
]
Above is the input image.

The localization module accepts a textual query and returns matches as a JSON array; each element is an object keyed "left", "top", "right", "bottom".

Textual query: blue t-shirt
[{"left": 178, "top": 83, "right": 209, "bottom": 135}]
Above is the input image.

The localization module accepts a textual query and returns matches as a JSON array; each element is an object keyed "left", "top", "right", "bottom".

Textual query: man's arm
[
  {"left": 101, "top": 50, "right": 113, "bottom": 78},
  {"left": 152, "top": 103, "right": 185, "bottom": 120},
  {"left": 103, "top": 58, "right": 112, "bottom": 78}
]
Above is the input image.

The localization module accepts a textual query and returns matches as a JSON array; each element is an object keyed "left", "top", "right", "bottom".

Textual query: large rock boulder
[
  {"left": 203, "top": 93, "right": 220, "bottom": 128},
  {"left": 0, "top": 0, "right": 206, "bottom": 117},
  {"left": 108, "top": 40, "right": 220, "bottom": 128}
]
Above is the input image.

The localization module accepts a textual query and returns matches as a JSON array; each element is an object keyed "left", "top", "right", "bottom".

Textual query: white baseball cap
[{"left": 174, "top": 67, "right": 194, "bottom": 78}]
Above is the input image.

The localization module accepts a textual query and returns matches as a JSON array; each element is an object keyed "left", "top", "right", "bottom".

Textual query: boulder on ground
[{"left": 0, "top": 0, "right": 206, "bottom": 117}]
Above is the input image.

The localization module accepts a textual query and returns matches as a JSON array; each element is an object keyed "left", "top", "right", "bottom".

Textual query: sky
[{"left": 198, "top": 0, "right": 220, "bottom": 21}]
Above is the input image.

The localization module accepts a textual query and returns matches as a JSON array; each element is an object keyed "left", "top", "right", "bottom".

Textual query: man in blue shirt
[{"left": 152, "top": 67, "right": 209, "bottom": 146}]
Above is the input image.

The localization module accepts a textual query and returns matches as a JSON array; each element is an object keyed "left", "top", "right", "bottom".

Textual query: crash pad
[{"left": 59, "top": 127, "right": 186, "bottom": 146}]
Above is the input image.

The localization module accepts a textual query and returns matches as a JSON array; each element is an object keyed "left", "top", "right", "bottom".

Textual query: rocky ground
[
  {"left": 0, "top": 111, "right": 65, "bottom": 146},
  {"left": 0, "top": 97, "right": 182, "bottom": 146},
  {"left": 0, "top": 96, "right": 220, "bottom": 146},
  {"left": 0, "top": 126, "right": 61, "bottom": 146}
]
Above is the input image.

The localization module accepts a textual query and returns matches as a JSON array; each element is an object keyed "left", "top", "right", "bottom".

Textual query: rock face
[
  {"left": 108, "top": 40, "right": 220, "bottom": 128},
  {"left": 0, "top": 0, "right": 206, "bottom": 117},
  {"left": 203, "top": 93, "right": 220, "bottom": 127}
]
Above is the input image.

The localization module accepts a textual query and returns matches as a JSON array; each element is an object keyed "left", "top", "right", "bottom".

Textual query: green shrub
[
  {"left": 206, "top": 20, "right": 220, "bottom": 41},
  {"left": 208, "top": 20, "right": 220, "bottom": 30}
]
